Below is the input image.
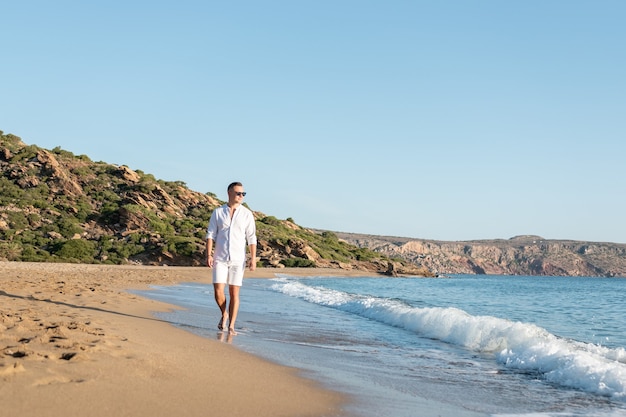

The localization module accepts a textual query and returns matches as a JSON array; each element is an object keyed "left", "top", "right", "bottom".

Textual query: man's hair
[{"left": 227, "top": 182, "right": 243, "bottom": 191}]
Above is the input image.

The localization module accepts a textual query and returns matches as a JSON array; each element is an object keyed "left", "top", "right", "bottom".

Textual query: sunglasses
[{"left": 235, "top": 192, "right": 247, "bottom": 197}]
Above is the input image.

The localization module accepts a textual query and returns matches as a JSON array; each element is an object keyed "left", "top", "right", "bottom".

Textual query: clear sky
[{"left": 2, "top": 1, "right": 625, "bottom": 243}]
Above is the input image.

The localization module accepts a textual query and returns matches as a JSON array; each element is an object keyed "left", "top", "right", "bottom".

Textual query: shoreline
[{"left": 0, "top": 262, "right": 358, "bottom": 417}]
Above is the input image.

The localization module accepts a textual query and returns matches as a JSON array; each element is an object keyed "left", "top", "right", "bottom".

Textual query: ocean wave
[{"left": 271, "top": 278, "right": 626, "bottom": 400}]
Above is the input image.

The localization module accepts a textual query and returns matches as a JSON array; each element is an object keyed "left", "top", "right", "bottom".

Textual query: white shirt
[{"left": 205, "top": 204, "right": 257, "bottom": 263}]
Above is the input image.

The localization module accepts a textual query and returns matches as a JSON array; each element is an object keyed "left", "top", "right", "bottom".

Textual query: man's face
[{"left": 229, "top": 185, "right": 246, "bottom": 202}]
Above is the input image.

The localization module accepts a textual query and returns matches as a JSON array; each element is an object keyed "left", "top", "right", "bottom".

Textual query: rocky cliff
[{"left": 335, "top": 232, "right": 626, "bottom": 278}]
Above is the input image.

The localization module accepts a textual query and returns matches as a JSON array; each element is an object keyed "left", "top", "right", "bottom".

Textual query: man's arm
[
  {"left": 206, "top": 238, "right": 214, "bottom": 268},
  {"left": 248, "top": 243, "right": 257, "bottom": 271}
]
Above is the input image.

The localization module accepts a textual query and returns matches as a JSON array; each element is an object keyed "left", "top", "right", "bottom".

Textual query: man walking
[{"left": 205, "top": 182, "right": 257, "bottom": 335}]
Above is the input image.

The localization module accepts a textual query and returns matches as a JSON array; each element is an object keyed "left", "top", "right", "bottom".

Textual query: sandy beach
[{"left": 0, "top": 262, "right": 364, "bottom": 417}]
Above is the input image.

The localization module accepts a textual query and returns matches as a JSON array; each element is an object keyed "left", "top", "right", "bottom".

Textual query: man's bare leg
[
  {"left": 213, "top": 283, "right": 228, "bottom": 330},
  {"left": 228, "top": 285, "right": 240, "bottom": 334}
]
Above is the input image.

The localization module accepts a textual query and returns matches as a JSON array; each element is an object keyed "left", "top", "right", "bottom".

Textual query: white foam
[{"left": 271, "top": 279, "right": 626, "bottom": 400}]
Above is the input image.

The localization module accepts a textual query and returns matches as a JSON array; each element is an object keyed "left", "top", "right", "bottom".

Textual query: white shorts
[{"left": 212, "top": 260, "right": 245, "bottom": 286}]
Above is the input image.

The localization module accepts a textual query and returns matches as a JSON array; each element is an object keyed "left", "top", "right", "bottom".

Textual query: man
[{"left": 205, "top": 182, "right": 257, "bottom": 335}]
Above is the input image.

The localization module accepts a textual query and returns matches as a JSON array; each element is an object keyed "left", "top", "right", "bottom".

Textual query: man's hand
[{"left": 206, "top": 254, "right": 214, "bottom": 268}]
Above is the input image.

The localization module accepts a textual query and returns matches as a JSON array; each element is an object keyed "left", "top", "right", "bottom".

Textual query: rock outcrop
[{"left": 335, "top": 233, "right": 626, "bottom": 278}]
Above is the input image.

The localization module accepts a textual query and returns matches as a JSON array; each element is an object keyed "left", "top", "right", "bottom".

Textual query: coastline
[{"left": 0, "top": 262, "right": 354, "bottom": 417}]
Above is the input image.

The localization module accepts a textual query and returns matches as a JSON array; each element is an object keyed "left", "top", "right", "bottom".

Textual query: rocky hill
[
  {"left": 4, "top": 130, "right": 623, "bottom": 279},
  {"left": 334, "top": 232, "right": 626, "bottom": 278},
  {"left": 0, "top": 131, "right": 430, "bottom": 276}
]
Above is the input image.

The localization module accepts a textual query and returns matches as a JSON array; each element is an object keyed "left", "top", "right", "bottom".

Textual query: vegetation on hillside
[{"left": 0, "top": 131, "right": 427, "bottom": 275}]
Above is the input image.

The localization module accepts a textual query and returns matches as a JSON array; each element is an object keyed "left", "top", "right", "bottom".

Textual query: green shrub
[
  {"left": 260, "top": 216, "right": 281, "bottom": 227},
  {"left": 52, "top": 239, "right": 96, "bottom": 262},
  {"left": 13, "top": 229, "right": 49, "bottom": 247},
  {"left": 74, "top": 199, "right": 93, "bottom": 223},
  {"left": 10, "top": 145, "right": 39, "bottom": 163},
  {"left": 280, "top": 258, "right": 316, "bottom": 268},
  {"left": 150, "top": 218, "right": 174, "bottom": 236},
  {"left": 57, "top": 217, "right": 84, "bottom": 238},
  {"left": 354, "top": 248, "right": 377, "bottom": 261},
  {"left": 0, "top": 177, "right": 24, "bottom": 202},
  {"left": 6, "top": 211, "right": 28, "bottom": 230},
  {"left": 1, "top": 133, "right": 25, "bottom": 151},
  {"left": 0, "top": 242, "right": 22, "bottom": 261},
  {"left": 165, "top": 236, "right": 197, "bottom": 257},
  {"left": 21, "top": 245, "right": 51, "bottom": 262},
  {"left": 52, "top": 146, "right": 74, "bottom": 158},
  {"left": 109, "top": 240, "right": 145, "bottom": 260}
]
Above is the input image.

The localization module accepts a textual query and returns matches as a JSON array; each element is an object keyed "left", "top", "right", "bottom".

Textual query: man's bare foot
[
  {"left": 218, "top": 315, "right": 229, "bottom": 331},
  {"left": 228, "top": 327, "right": 238, "bottom": 335}
]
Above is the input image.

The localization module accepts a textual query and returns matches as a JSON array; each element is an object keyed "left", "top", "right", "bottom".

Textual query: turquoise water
[{"left": 137, "top": 274, "right": 626, "bottom": 417}]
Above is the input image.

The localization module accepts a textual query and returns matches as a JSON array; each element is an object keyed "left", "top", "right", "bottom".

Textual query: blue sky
[{"left": 2, "top": 1, "right": 625, "bottom": 243}]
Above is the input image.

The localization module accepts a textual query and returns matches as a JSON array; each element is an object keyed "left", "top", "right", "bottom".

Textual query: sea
[{"left": 135, "top": 274, "right": 626, "bottom": 417}]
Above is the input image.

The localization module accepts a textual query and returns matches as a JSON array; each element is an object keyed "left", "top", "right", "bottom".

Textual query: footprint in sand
[
  {"left": 32, "top": 374, "right": 78, "bottom": 386},
  {"left": 0, "top": 362, "right": 26, "bottom": 377}
]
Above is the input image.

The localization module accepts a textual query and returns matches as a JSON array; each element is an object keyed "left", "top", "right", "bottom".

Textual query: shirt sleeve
[
  {"left": 246, "top": 210, "right": 257, "bottom": 246},
  {"left": 205, "top": 209, "right": 218, "bottom": 241}
]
